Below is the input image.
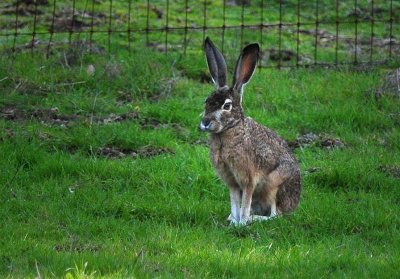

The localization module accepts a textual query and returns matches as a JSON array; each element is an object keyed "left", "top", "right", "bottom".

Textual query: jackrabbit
[{"left": 200, "top": 37, "right": 301, "bottom": 225}]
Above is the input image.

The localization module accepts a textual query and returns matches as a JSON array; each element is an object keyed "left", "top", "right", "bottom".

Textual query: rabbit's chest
[
  {"left": 210, "top": 143, "right": 256, "bottom": 190},
  {"left": 210, "top": 139, "right": 249, "bottom": 173}
]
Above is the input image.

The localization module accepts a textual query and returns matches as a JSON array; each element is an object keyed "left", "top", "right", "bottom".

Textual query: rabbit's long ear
[
  {"left": 232, "top": 43, "right": 259, "bottom": 92},
  {"left": 204, "top": 37, "right": 227, "bottom": 88}
]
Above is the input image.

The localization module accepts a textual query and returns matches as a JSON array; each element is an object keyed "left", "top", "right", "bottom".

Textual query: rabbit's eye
[{"left": 222, "top": 102, "right": 232, "bottom": 111}]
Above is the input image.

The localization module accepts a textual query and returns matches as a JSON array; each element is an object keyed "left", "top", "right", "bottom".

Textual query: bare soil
[
  {"left": 288, "top": 132, "right": 345, "bottom": 150},
  {"left": 96, "top": 146, "right": 173, "bottom": 159}
]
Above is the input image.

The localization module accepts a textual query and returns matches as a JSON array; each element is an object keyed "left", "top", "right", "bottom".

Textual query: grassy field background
[
  {"left": 1, "top": 0, "right": 400, "bottom": 65},
  {"left": 1, "top": 0, "right": 400, "bottom": 278}
]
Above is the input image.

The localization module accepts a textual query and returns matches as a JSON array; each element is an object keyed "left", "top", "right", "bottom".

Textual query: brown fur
[
  {"left": 200, "top": 38, "right": 301, "bottom": 225},
  {"left": 210, "top": 118, "right": 301, "bottom": 219}
]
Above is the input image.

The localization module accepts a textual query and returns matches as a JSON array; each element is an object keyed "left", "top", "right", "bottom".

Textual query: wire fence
[{"left": 0, "top": 0, "right": 399, "bottom": 68}]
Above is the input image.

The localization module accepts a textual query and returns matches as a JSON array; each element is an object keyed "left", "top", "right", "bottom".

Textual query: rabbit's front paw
[
  {"left": 230, "top": 219, "right": 240, "bottom": 226},
  {"left": 238, "top": 216, "right": 251, "bottom": 226},
  {"left": 228, "top": 215, "right": 240, "bottom": 226}
]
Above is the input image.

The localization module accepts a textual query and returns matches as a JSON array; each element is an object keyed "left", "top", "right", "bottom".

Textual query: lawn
[{"left": 1, "top": 0, "right": 400, "bottom": 278}]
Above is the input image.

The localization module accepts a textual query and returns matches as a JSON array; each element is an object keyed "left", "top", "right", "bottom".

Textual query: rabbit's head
[{"left": 200, "top": 37, "right": 259, "bottom": 133}]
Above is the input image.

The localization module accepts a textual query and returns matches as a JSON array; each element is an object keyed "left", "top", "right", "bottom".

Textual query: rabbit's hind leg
[
  {"left": 250, "top": 199, "right": 277, "bottom": 223},
  {"left": 250, "top": 214, "right": 276, "bottom": 223}
]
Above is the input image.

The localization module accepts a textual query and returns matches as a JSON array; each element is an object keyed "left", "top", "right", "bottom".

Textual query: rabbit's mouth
[
  {"left": 199, "top": 121, "right": 209, "bottom": 132},
  {"left": 199, "top": 119, "right": 222, "bottom": 133},
  {"left": 199, "top": 114, "right": 241, "bottom": 133},
  {"left": 199, "top": 120, "right": 214, "bottom": 132}
]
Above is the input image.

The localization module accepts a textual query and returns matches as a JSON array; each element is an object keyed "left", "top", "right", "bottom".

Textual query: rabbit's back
[
  {"left": 244, "top": 118, "right": 298, "bottom": 172},
  {"left": 244, "top": 118, "right": 301, "bottom": 213}
]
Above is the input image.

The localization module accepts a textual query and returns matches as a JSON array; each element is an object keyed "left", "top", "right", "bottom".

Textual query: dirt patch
[
  {"left": 226, "top": 0, "right": 251, "bottom": 7},
  {"left": 92, "top": 112, "right": 139, "bottom": 125},
  {"left": 1, "top": 107, "right": 25, "bottom": 121},
  {"left": 374, "top": 68, "right": 400, "bottom": 99},
  {"left": 54, "top": 243, "right": 100, "bottom": 253},
  {"left": 288, "top": 132, "right": 345, "bottom": 150},
  {"left": 345, "top": 6, "right": 389, "bottom": 20},
  {"left": 57, "top": 40, "right": 105, "bottom": 66},
  {"left": 130, "top": 207, "right": 159, "bottom": 221},
  {"left": 180, "top": 69, "right": 212, "bottom": 84},
  {"left": 104, "top": 62, "right": 121, "bottom": 79},
  {"left": 10, "top": 39, "right": 51, "bottom": 52},
  {"left": 0, "top": 129, "right": 15, "bottom": 142},
  {"left": 90, "top": 112, "right": 180, "bottom": 130},
  {"left": 199, "top": 72, "right": 213, "bottom": 84},
  {"left": 319, "top": 138, "right": 346, "bottom": 149},
  {"left": 0, "top": 106, "right": 79, "bottom": 127},
  {"left": 140, "top": 118, "right": 185, "bottom": 132},
  {"left": 9, "top": 39, "right": 104, "bottom": 62},
  {"left": 49, "top": 9, "right": 105, "bottom": 32},
  {"left": 1, "top": 105, "right": 182, "bottom": 132},
  {"left": 146, "top": 42, "right": 168, "bottom": 53},
  {"left": 15, "top": 0, "right": 49, "bottom": 5},
  {"left": 50, "top": 17, "right": 92, "bottom": 33},
  {"left": 378, "top": 165, "right": 400, "bottom": 179},
  {"left": 96, "top": 146, "right": 173, "bottom": 159},
  {"left": 266, "top": 49, "right": 296, "bottom": 62},
  {"left": 284, "top": 26, "right": 400, "bottom": 60},
  {"left": 138, "top": 117, "right": 165, "bottom": 129},
  {"left": 261, "top": 48, "right": 312, "bottom": 65},
  {"left": 116, "top": 91, "right": 134, "bottom": 106},
  {"left": 31, "top": 108, "right": 79, "bottom": 127},
  {"left": 299, "top": 29, "right": 339, "bottom": 48},
  {"left": 150, "top": 5, "right": 163, "bottom": 19},
  {"left": 2, "top": 0, "right": 48, "bottom": 17},
  {"left": 148, "top": 92, "right": 166, "bottom": 103},
  {"left": 2, "top": 3, "right": 46, "bottom": 16},
  {"left": 54, "top": 234, "right": 100, "bottom": 253},
  {"left": 0, "top": 20, "right": 26, "bottom": 30},
  {"left": 305, "top": 166, "right": 320, "bottom": 174},
  {"left": 7, "top": 39, "right": 42, "bottom": 52},
  {"left": 191, "top": 138, "right": 209, "bottom": 146}
]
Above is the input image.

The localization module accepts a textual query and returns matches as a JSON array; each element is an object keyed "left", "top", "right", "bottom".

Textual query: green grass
[
  {"left": 1, "top": 0, "right": 399, "bottom": 66},
  {"left": 1, "top": 1, "right": 400, "bottom": 278},
  {"left": 1, "top": 49, "right": 400, "bottom": 278}
]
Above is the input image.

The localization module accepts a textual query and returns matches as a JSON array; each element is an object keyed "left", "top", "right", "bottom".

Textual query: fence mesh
[{"left": 0, "top": 0, "right": 399, "bottom": 68}]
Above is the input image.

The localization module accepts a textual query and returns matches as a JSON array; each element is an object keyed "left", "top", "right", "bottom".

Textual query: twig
[
  {"left": 89, "top": 89, "right": 100, "bottom": 127},
  {"left": 4, "top": 162, "right": 24, "bottom": 189},
  {"left": 4, "top": 130, "right": 29, "bottom": 189},
  {"left": 35, "top": 260, "right": 42, "bottom": 279},
  {"left": 52, "top": 81, "right": 87, "bottom": 87},
  {"left": 63, "top": 52, "right": 71, "bottom": 69},
  {"left": 0, "top": 76, "right": 9, "bottom": 83}
]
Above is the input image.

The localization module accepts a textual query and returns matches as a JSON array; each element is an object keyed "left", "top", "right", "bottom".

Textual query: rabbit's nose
[
  {"left": 199, "top": 118, "right": 211, "bottom": 131},
  {"left": 202, "top": 118, "right": 211, "bottom": 127}
]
